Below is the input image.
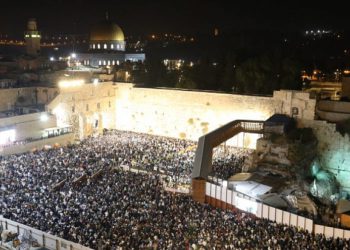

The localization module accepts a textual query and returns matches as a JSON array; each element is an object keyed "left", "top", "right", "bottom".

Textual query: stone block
[
  {"left": 294, "top": 92, "right": 310, "bottom": 101},
  {"left": 291, "top": 99, "right": 306, "bottom": 110}
]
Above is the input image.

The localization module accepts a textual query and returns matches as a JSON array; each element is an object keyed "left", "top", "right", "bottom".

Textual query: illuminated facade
[
  {"left": 47, "top": 82, "right": 116, "bottom": 140},
  {"left": 76, "top": 18, "right": 145, "bottom": 67},
  {"left": 24, "top": 18, "right": 41, "bottom": 56}
]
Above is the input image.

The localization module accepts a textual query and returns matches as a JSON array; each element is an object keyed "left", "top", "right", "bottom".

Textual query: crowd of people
[
  {"left": 2, "top": 130, "right": 349, "bottom": 249},
  {"left": 211, "top": 146, "right": 252, "bottom": 180}
]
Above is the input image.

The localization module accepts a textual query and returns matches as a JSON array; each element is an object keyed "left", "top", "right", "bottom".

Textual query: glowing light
[
  {"left": 50, "top": 57, "right": 55, "bottom": 61},
  {"left": 93, "top": 78, "right": 99, "bottom": 85},
  {"left": 58, "top": 79, "right": 84, "bottom": 88},
  {"left": 344, "top": 70, "right": 350, "bottom": 74},
  {"left": 53, "top": 106, "right": 63, "bottom": 117},
  {"left": 0, "top": 129, "right": 16, "bottom": 145},
  {"left": 25, "top": 34, "right": 41, "bottom": 38},
  {"left": 71, "top": 53, "right": 76, "bottom": 59},
  {"left": 40, "top": 113, "right": 49, "bottom": 122}
]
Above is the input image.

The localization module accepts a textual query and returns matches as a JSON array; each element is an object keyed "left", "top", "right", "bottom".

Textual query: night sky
[{"left": 1, "top": 0, "right": 350, "bottom": 36}]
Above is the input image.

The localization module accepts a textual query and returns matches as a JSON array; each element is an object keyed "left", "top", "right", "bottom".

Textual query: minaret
[{"left": 24, "top": 18, "right": 41, "bottom": 56}]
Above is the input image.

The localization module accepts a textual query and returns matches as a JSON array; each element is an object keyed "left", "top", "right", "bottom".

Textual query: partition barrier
[
  {"left": 0, "top": 217, "right": 92, "bottom": 250},
  {"left": 205, "top": 182, "right": 350, "bottom": 239}
]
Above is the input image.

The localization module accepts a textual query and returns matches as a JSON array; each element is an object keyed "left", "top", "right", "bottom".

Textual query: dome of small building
[{"left": 90, "top": 21, "right": 124, "bottom": 42}]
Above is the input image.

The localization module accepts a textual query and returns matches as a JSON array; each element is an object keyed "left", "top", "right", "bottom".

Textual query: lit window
[
  {"left": 107, "top": 60, "right": 111, "bottom": 65},
  {"left": 117, "top": 44, "right": 120, "bottom": 49},
  {"left": 111, "top": 44, "right": 114, "bottom": 49},
  {"left": 117, "top": 60, "right": 120, "bottom": 65},
  {"left": 98, "top": 60, "right": 102, "bottom": 66},
  {"left": 112, "top": 60, "right": 115, "bottom": 65},
  {"left": 103, "top": 60, "right": 106, "bottom": 65},
  {"left": 92, "top": 44, "right": 95, "bottom": 49},
  {"left": 97, "top": 44, "right": 101, "bottom": 49},
  {"left": 104, "top": 44, "right": 107, "bottom": 49}
]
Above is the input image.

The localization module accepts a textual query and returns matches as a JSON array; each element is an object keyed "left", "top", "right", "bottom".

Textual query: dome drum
[{"left": 90, "top": 40, "right": 125, "bottom": 52}]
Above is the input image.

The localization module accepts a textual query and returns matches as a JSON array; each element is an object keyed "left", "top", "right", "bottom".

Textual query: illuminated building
[
  {"left": 19, "top": 19, "right": 58, "bottom": 71},
  {"left": 76, "top": 16, "right": 145, "bottom": 67},
  {"left": 24, "top": 18, "right": 41, "bottom": 56}
]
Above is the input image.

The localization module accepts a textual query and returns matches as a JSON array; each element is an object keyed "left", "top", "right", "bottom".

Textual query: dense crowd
[
  {"left": 211, "top": 146, "right": 252, "bottom": 180},
  {"left": 1, "top": 130, "right": 349, "bottom": 249}
]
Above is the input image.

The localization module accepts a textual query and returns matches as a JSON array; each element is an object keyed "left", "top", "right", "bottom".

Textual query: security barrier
[
  {"left": 205, "top": 182, "right": 350, "bottom": 239},
  {"left": 0, "top": 217, "right": 92, "bottom": 250}
]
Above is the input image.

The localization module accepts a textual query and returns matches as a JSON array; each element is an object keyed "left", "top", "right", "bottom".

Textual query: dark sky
[{"left": 1, "top": 0, "right": 350, "bottom": 36}]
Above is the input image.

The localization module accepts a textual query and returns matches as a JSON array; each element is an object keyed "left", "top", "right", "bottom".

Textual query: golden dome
[{"left": 90, "top": 21, "right": 124, "bottom": 42}]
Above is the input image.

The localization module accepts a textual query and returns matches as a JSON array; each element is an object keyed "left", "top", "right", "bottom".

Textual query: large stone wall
[
  {"left": 299, "top": 120, "right": 350, "bottom": 194},
  {"left": 273, "top": 90, "right": 316, "bottom": 120},
  {"left": 115, "top": 84, "right": 317, "bottom": 143},
  {"left": 47, "top": 82, "right": 116, "bottom": 140},
  {"left": 115, "top": 84, "right": 277, "bottom": 142},
  {"left": 0, "top": 87, "right": 58, "bottom": 112},
  {"left": 42, "top": 83, "right": 317, "bottom": 144}
]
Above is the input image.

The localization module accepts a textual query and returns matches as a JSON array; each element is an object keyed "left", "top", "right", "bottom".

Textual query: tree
[
  {"left": 234, "top": 52, "right": 302, "bottom": 95},
  {"left": 220, "top": 52, "right": 237, "bottom": 92},
  {"left": 176, "top": 75, "right": 197, "bottom": 89}
]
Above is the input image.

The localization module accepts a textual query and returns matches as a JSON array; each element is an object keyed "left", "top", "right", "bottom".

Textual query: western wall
[
  {"left": 1, "top": 82, "right": 349, "bottom": 193},
  {"left": 114, "top": 83, "right": 315, "bottom": 144},
  {"left": 113, "top": 83, "right": 349, "bottom": 193}
]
